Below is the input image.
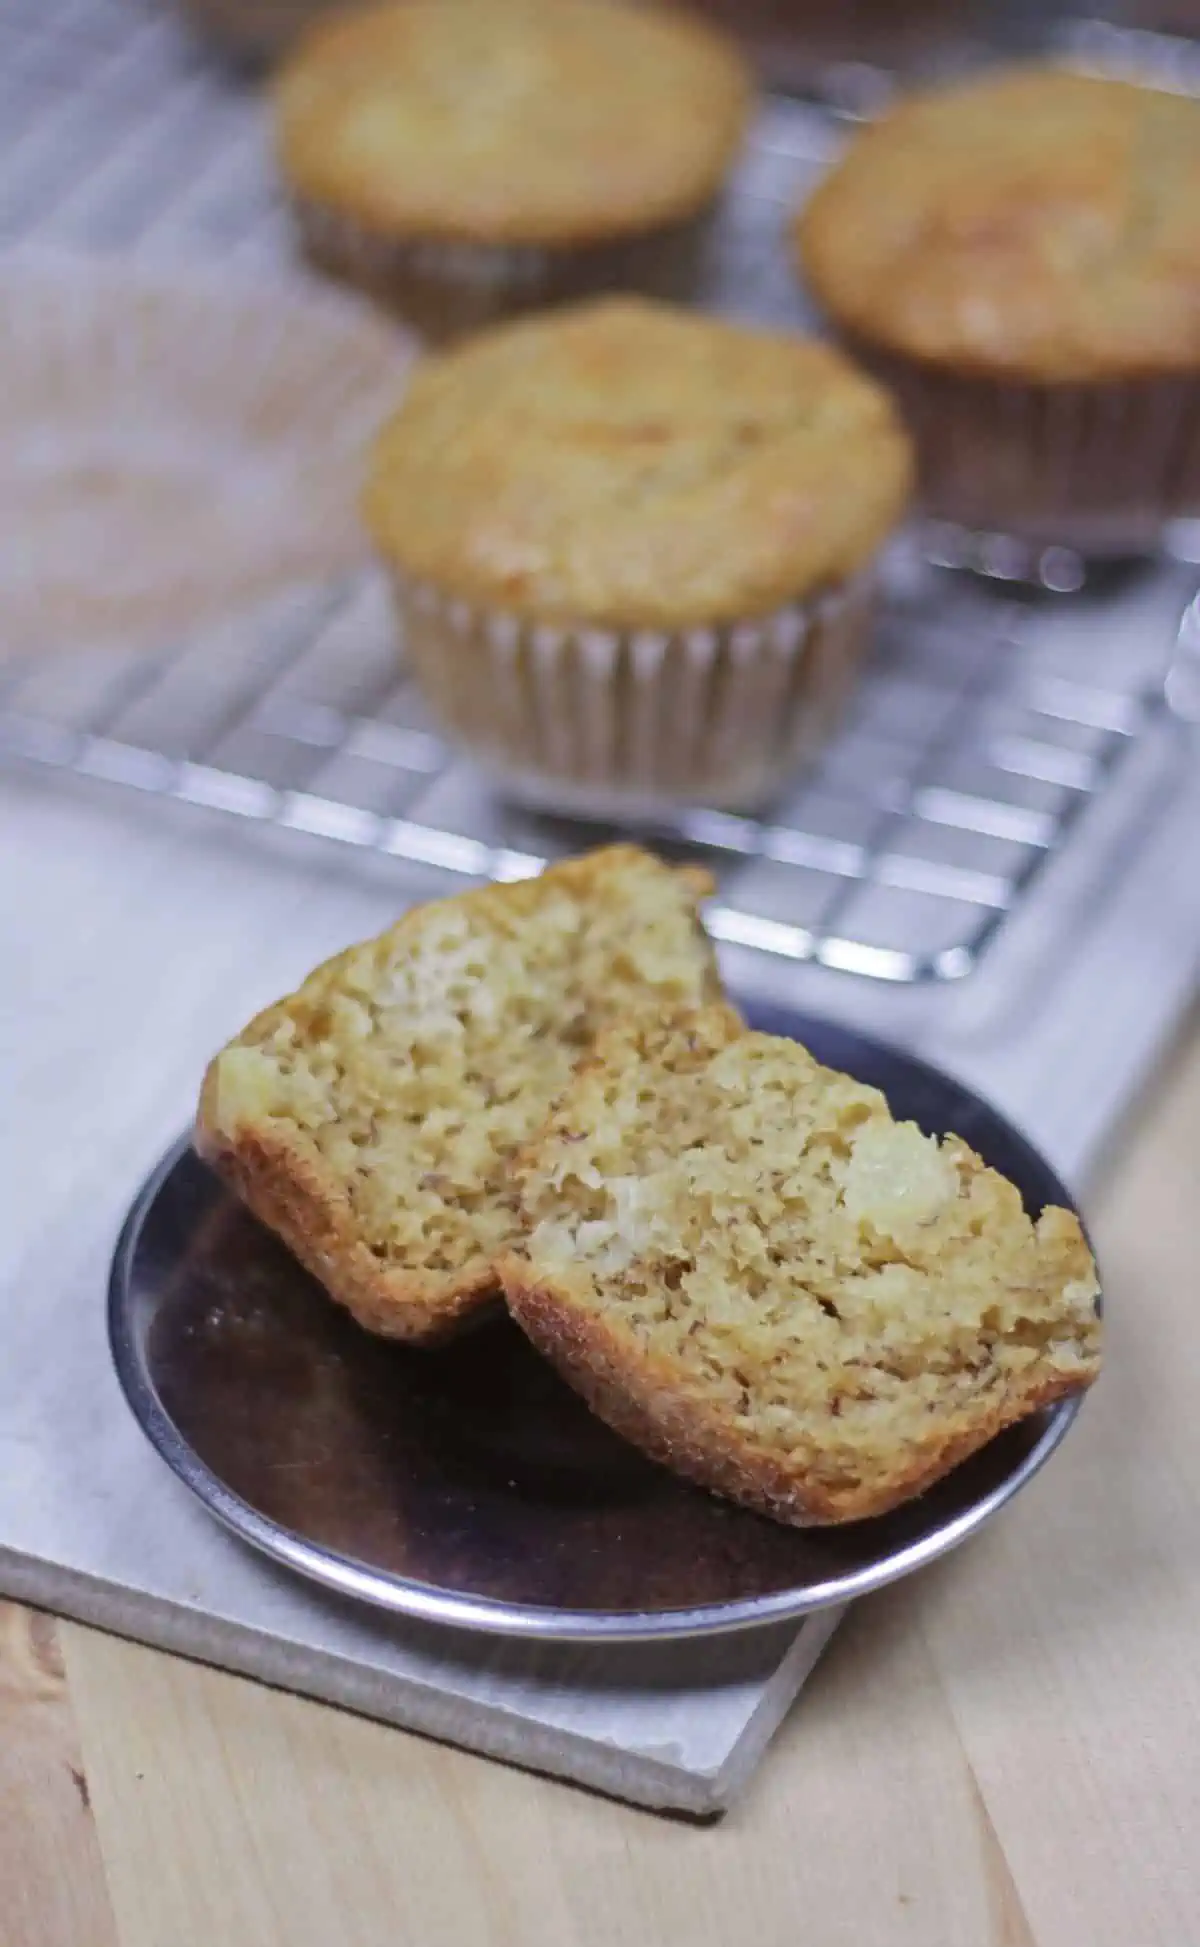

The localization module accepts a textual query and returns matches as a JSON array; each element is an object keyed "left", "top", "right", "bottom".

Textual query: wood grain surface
[{"left": 4, "top": 1012, "right": 1197, "bottom": 1947}]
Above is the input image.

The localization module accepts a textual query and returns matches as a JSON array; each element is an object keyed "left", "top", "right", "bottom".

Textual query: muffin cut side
[
  {"left": 501, "top": 1008, "right": 1101, "bottom": 1523},
  {"left": 197, "top": 848, "right": 721, "bottom": 1343}
]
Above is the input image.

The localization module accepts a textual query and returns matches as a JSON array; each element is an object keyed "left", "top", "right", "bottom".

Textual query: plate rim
[{"left": 108, "top": 1015, "right": 1091, "bottom": 1644}]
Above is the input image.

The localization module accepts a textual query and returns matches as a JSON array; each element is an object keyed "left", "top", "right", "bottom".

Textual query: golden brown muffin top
[
  {"left": 275, "top": 0, "right": 752, "bottom": 246},
  {"left": 363, "top": 298, "right": 913, "bottom": 627},
  {"left": 798, "top": 66, "right": 1200, "bottom": 382}
]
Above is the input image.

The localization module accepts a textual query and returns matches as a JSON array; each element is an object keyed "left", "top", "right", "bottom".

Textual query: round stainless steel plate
[{"left": 109, "top": 1003, "right": 1090, "bottom": 1643}]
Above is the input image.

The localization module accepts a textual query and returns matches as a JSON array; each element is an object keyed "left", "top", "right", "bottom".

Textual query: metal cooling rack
[{"left": 0, "top": 0, "right": 1187, "bottom": 982}]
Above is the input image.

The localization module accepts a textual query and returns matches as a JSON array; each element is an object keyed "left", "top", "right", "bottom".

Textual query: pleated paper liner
[
  {"left": 853, "top": 347, "right": 1200, "bottom": 556},
  {"left": 294, "top": 197, "right": 716, "bottom": 344},
  {"left": 392, "top": 570, "right": 875, "bottom": 819},
  {"left": 0, "top": 256, "right": 413, "bottom": 658}
]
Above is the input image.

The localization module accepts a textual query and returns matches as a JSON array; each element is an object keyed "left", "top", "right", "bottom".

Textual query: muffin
[
  {"left": 198, "top": 846, "right": 720, "bottom": 1343},
  {"left": 797, "top": 66, "right": 1200, "bottom": 553},
  {"left": 274, "top": 0, "right": 753, "bottom": 340},
  {"left": 502, "top": 1005, "right": 1101, "bottom": 1526},
  {"left": 362, "top": 297, "right": 913, "bottom": 817}
]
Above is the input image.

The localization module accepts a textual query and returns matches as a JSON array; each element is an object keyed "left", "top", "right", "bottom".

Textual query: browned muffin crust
[
  {"left": 364, "top": 297, "right": 913, "bottom": 629},
  {"left": 798, "top": 66, "right": 1200, "bottom": 383},
  {"left": 276, "top": 0, "right": 753, "bottom": 248}
]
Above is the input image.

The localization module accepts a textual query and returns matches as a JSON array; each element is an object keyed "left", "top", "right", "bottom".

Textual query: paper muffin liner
[
  {"left": 293, "top": 197, "right": 715, "bottom": 343},
  {"left": 855, "top": 350, "right": 1200, "bottom": 555},
  {"left": 0, "top": 254, "right": 413, "bottom": 656},
  {"left": 389, "top": 570, "right": 874, "bottom": 818}
]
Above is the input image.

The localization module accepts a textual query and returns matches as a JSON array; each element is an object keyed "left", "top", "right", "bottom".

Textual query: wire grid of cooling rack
[{"left": 0, "top": 0, "right": 1186, "bottom": 981}]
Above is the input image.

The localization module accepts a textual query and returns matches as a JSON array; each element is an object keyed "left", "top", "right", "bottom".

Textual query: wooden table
[{"left": 3, "top": 1014, "right": 1196, "bottom": 1947}]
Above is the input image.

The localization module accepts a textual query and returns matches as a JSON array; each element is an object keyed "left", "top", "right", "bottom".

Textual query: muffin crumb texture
[
  {"left": 197, "top": 848, "right": 720, "bottom": 1342},
  {"left": 799, "top": 66, "right": 1200, "bottom": 382},
  {"left": 364, "top": 297, "right": 913, "bottom": 626},
  {"left": 503, "top": 1007, "right": 1102, "bottom": 1523}
]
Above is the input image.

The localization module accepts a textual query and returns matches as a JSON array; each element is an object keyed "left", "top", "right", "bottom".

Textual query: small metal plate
[{"left": 109, "top": 1004, "right": 1090, "bottom": 1644}]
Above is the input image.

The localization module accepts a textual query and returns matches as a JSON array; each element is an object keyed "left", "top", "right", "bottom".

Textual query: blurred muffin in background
[
  {"left": 796, "top": 66, "right": 1200, "bottom": 553},
  {"left": 362, "top": 297, "right": 913, "bottom": 816},
  {"left": 274, "top": 0, "right": 753, "bottom": 340}
]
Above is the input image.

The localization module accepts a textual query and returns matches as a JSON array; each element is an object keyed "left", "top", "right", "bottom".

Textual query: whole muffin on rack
[
  {"left": 796, "top": 66, "right": 1200, "bottom": 553},
  {"left": 274, "top": 0, "right": 753, "bottom": 340},
  {"left": 362, "top": 297, "right": 913, "bottom": 816}
]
